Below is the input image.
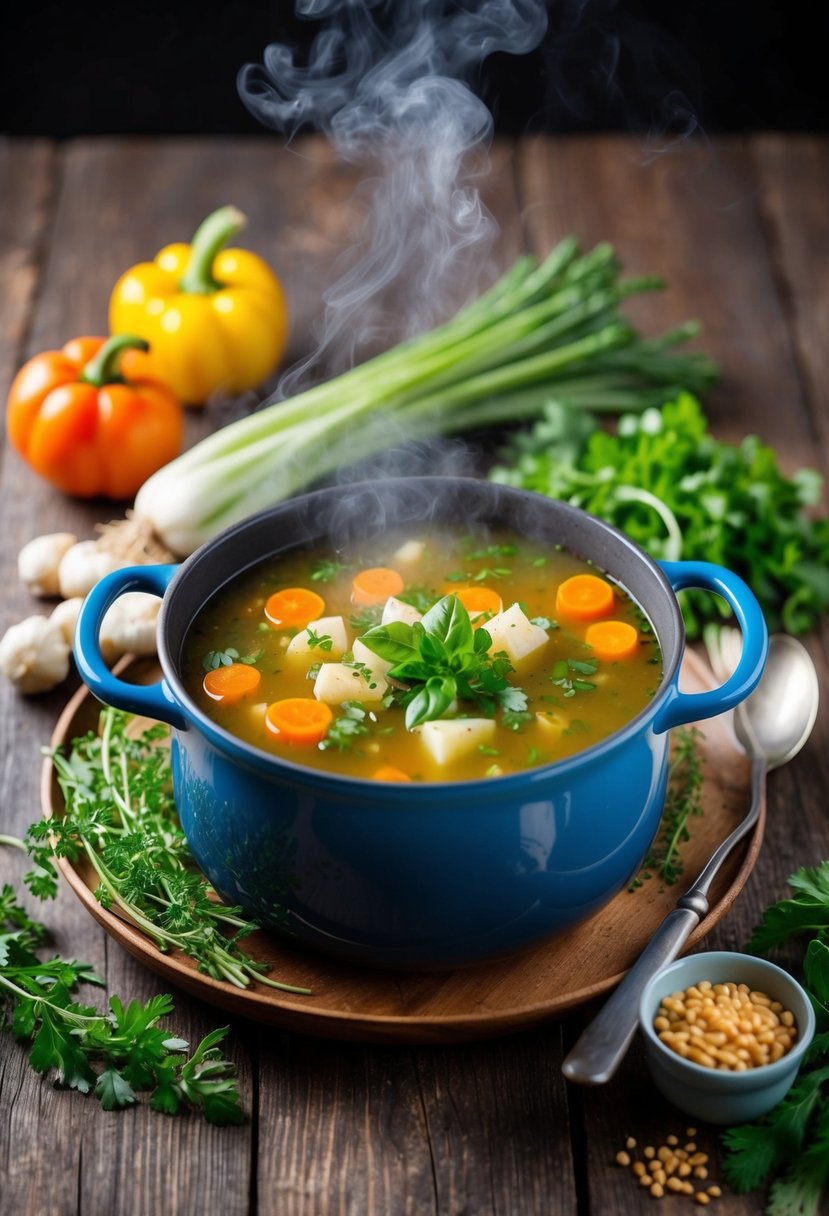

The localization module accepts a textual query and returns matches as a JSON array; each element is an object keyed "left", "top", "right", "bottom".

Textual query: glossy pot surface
[{"left": 75, "top": 478, "right": 767, "bottom": 968}]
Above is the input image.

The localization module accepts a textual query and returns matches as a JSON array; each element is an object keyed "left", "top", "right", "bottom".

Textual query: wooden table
[{"left": 1, "top": 134, "right": 827, "bottom": 1216}]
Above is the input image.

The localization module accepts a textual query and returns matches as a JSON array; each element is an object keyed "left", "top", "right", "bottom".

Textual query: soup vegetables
[
  {"left": 359, "top": 594, "right": 525, "bottom": 730},
  {"left": 185, "top": 533, "right": 660, "bottom": 782}
]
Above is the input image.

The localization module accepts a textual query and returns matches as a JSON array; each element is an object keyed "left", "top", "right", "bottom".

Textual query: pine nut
[{"left": 654, "top": 980, "right": 798, "bottom": 1070}]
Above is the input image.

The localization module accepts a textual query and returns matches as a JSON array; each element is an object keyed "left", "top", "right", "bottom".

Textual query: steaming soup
[{"left": 182, "top": 528, "right": 662, "bottom": 782}]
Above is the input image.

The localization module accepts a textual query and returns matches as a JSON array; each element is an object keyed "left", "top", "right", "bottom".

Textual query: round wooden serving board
[{"left": 42, "top": 652, "right": 763, "bottom": 1044}]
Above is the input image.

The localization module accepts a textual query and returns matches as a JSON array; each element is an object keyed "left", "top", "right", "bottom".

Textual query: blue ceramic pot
[{"left": 74, "top": 478, "right": 767, "bottom": 968}]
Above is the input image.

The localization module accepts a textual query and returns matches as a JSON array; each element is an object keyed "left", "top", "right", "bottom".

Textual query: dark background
[{"left": 3, "top": 0, "right": 827, "bottom": 138}]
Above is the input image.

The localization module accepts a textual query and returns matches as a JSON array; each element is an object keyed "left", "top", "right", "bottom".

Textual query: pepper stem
[
  {"left": 178, "top": 205, "right": 246, "bottom": 295},
  {"left": 80, "top": 334, "right": 149, "bottom": 387}
]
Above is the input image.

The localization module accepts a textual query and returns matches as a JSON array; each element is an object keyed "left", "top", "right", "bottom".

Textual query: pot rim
[{"left": 156, "top": 476, "right": 683, "bottom": 796}]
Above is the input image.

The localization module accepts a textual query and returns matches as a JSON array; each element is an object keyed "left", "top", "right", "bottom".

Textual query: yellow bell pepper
[{"left": 109, "top": 205, "right": 288, "bottom": 405}]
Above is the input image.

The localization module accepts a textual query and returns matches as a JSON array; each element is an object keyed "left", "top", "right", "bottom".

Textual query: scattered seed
[
  {"left": 650, "top": 1183, "right": 664, "bottom": 1198},
  {"left": 625, "top": 1136, "right": 637, "bottom": 1149},
  {"left": 707, "top": 1186, "right": 722, "bottom": 1198},
  {"left": 644, "top": 1146, "right": 655, "bottom": 1159},
  {"left": 615, "top": 1151, "right": 631, "bottom": 1167},
  {"left": 695, "top": 1193, "right": 710, "bottom": 1206}
]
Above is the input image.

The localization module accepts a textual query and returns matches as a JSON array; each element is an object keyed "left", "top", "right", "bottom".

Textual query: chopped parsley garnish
[
  {"left": 305, "top": 629, "right": 333, "bottom": 652},
  {"left": 202, "top": 647, "right": 263, "bottom": 671},
  {"left": 550, "top": 656, "right": 599, "bottom": 697},
  {"left": 318, "top": 702, "right": 371, "bottom": 752},
  {"left": 310, "top": 558, "right": 346, "bottom": 583}
]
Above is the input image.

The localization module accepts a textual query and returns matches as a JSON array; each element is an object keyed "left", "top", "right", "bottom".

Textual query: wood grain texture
[{"left": 1, "top": 134, "right": 828, "bottom": 1215}]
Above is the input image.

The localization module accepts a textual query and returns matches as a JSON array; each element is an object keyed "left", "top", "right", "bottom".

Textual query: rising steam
[{"left": 238, "top": 0, "right": 548, "bottom": 397}]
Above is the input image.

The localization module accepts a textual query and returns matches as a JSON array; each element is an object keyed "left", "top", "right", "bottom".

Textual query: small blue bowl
[{"left": 639, "top": 952, "right": 816, "bottom": 1125}]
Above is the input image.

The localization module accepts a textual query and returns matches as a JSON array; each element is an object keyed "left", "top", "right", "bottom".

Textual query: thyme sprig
[
  {"left": 24, "top": 709, "right": 309, "bottom": 995},
  {"left": 630, "top": 726, "right": 705, "bottom": 890}
]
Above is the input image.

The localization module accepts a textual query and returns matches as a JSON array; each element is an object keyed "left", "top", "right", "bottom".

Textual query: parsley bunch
[
  {"left": 491, "top": 394, "right": 829, "bottom": 637},
  {"left": 0, "top": 882, "right": 243, "bottom": 1122},
  {"left": 25, "top": 708, "right": 308, "bottom": 995},
  {"left": 360, "top": 594, "right": 527, "bottom": 729},
  {"left": 722, "top": 863, "right": 829, "bottom": 1214}
]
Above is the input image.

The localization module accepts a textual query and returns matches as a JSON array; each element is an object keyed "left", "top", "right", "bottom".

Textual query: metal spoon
[{"left": 562, "top": 632, "right": 820, "bottom": 1086}]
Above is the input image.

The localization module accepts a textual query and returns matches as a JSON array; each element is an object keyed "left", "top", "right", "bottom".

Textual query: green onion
[{"left": 134, "top": 238, "right": 717, "bottom": 556}]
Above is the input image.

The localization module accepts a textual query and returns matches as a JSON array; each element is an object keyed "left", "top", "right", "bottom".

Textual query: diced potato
[
  {"left": 486, "top": 603, "right": 549, "bottom": 666},
  {"left": 417, "top": 718, "right": 496, "bottom": 766},
  {"left": 381, "top": 596, "right": 422, "bottom": 626},
  {"left": 392, "top": 539, "right": 425, "bottom": 565},
  {"left": 286, "top": 615, "right": 348, "bottom": 658},
  {"left": 352, "top": 637, "right": 393, "bottom": 679},
  {"left": 313, "top": 662, "right": 388, "bottom": 704},
  {"left": 536, "top": 710, "right": 569, "bottom": 738}
]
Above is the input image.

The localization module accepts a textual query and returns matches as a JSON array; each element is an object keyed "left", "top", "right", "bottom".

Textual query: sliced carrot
[
  {"left": 555, "top": 574, "right": 615, "bottom": 621},
  {"left": 265, "top": 697, "right": 334, "bottom": 746},
  {"left": 351, "top": 566, "right": 405, "bottom": 606},
  {"left": 585, "top": 620, "right": 639, "bottom": 661},
  {"left": 372, "top": 765, "right": 412, "bottom": 782},
  {"left": 265, "top": 586, "right": 325, "bottom": 627},
  {"left": 454, "top": 586, "right": 503, "bottom": 620},
  {"left": 203, "top": 663, "right": 261, "bottom": 705}
]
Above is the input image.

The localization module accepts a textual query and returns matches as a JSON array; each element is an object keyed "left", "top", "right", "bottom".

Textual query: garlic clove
[
  {"left": 100, "top": 593, "right": 161, "bottom": 663},
  {"left": 58, "top": 541, "right": 128, "bottom": 600},
  {"left": 0, "top": 616, "right": 70, "bottom": 694},
  {"left": 49, "top": 596, "right": 84, "bottom": 646},
  {"left": 18, "top": 532, "right": 78, "bottom": 598}
]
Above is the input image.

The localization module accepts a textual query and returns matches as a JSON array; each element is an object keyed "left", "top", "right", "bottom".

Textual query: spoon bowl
[{"left": 734, "top": 633, "right": 820, "bottom": 769}]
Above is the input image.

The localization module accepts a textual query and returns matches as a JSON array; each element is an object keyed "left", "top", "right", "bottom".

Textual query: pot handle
[
  {"left": 74, "top": 564, "right": 187, "bottom": 730},
  {"left": 652, "top": 560, "right": 768, "bottom": 734}
]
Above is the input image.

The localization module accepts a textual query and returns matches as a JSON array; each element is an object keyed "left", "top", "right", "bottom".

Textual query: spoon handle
[
  {"left": 562, "top": 752, "right": 768, "bottom": 1087},
  {"left": 561, "top": 906, "right": 701, "bottom": 1085}
]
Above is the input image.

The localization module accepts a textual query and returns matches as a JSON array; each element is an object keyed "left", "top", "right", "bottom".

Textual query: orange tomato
[{"left": 5, "top": 334, "right": 182, "bottom": 499}]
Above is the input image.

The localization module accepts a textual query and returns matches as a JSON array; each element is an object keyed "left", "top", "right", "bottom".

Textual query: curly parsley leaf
[
  {"left": 0, "top": 880, "right": 245, "bottom": 1122},
  {"left": 491, "top": 393, "right": 829, "bottom": 637}
]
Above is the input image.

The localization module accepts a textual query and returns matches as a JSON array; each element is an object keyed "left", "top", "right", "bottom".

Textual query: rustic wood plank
[
  {"left": 518, "top": 134, "right": 829, "bottom": 1215},
  {"left": 750, "top": 135, "right": 829, "bottom": 472}
]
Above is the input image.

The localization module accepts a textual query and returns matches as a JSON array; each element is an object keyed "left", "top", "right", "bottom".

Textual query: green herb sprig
[
  {"left": 360, "top": 594, "right": 525, "bottom": 729},
  {"left": 630, "top": 726, "right": 705, "bottom": 890},
  {"left": 491, "top": 393, "right": 829, "bottom": 637},
  {"left": 0, "top": 881, "right": 244, "bottom": 1122},
  {"left": 721, "top": 863, "right": 829, "bottom": 1214},
  {"left": 202, "top": 646, "right": 263, "bottom": 672},
  {"left": 24, "top": 709, "right": 308, "bottom": 995}
]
